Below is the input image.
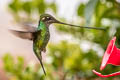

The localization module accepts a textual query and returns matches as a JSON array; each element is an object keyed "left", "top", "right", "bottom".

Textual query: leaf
[
  {"left": 22, "top": 1, "right": 33, "bottom": 14},
  {"left": 8, "top": 0, "right": 22, "bottom": 13},
  {"left": 84, "top": 0, "right": 99, "bottom": 26},
  {"left": 77, "top": 4, "right": 85, "bottom": 17},
  {"left": 3, "top": 54, "right": 14, "bottom": 72}
]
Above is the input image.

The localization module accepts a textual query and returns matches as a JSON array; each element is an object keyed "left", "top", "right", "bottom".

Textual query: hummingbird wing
[
  {"left": 9, "top": 30, "right": 34, "bottom": 40},
  {"left": 19, "top": 22, "right": 37, "bottom": 32}
]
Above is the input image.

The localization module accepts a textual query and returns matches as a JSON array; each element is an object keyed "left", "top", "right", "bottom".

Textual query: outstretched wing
[
  {"left": 9, "top": 30, "right": 34, "bottom": 40},
  {"left": 19, "top": 22, "right": 37, "bottom": 32}
]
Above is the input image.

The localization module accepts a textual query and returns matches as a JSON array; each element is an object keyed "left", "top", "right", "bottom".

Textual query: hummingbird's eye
[{"left": 46, "top": 17, "right": 51, "bottom": 20}]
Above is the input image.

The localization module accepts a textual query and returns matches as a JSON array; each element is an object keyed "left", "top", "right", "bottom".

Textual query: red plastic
[
  {"left": 93, "top": 37, "right": 120, "bottom": 77},
  {"left": 93, "top": 70, "right": 120, "bottom": 78}
]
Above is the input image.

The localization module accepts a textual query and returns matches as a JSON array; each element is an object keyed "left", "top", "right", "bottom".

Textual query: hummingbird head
[{"left": 40, "top": 14, "right": 59, "bottom": 26}]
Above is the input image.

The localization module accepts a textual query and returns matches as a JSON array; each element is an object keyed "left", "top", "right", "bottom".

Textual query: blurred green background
[{"left": 0, "top": 0, "right": 120, "bottom": 80}]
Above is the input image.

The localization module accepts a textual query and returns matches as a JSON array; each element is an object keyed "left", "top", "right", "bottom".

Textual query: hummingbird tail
[
  {"left": 39, "top": 56, "right": 46, "bottom": 75},
  {"left": 36, "top": 52, "right": 46, "bottom": 75}
]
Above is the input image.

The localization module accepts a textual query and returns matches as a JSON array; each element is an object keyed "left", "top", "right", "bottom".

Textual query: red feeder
[{"left": 93, "top": 37, "right": 120, "bottom": 77}]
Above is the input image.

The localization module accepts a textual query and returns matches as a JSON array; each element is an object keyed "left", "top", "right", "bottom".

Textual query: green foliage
[
  {"left": 9, "top": 0, "right": 22, "bottom": 13},
  {"left": 48, "top": 41, "right": 100, "bottom": 77},
  {"left": 3, "top": 54, "right": 24, "bottom": 74},
  {"left": 77, "top": 4, "right": 85, "bottom": 17},
  {"left": 8, "top": 0, "right": 57, "bottom": 20},
  {"left": 3, "top": 54, "right": 46, "bottom": 80}
]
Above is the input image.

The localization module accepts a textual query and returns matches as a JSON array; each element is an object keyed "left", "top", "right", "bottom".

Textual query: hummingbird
[{"left": 10, "top": 14, "right": 105, "bottom": 75}]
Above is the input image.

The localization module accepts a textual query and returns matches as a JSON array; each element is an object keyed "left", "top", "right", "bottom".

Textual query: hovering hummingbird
[{"left": 10, "top": 14, "right": 105, "bottom": 75}]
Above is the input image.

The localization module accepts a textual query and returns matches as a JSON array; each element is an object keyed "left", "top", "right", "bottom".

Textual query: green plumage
[
  {"left": 34, "top": 21, "right": 50, "bottom": 52},
  {"left": 33, "top": 21, "right": 50, "bottom": 75}
]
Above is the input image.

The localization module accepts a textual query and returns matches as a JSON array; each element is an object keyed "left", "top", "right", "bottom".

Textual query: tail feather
[
  {"left": 36, "top": 52, "right": 46, "bottom": 75},
  {"left": 38, "top": 55, "right": 46, "bottom": 75}
]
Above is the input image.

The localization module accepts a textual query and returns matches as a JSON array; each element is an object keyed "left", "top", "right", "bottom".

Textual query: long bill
[{"left": 57, "top": 21, "right": 105, "bottom": 30}]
